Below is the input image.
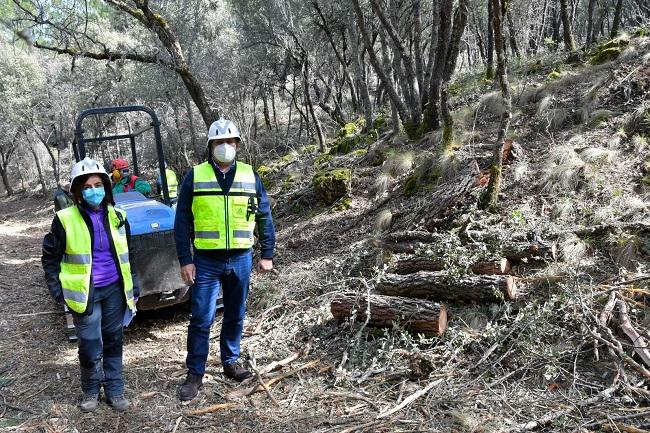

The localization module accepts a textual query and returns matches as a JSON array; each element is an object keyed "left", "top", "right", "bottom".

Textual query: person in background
[
  {"left": 174, "top": 118, "right": 275, "bottom": 401},
  {"left": 110, "top": 158, "right": 151, "bottom": 196},
  {"left": 42, "top": 157, "right": 139, "bottom": 412},
  {"left": 156, "top": 165, "right": 179, "bottom": 203},
  {"left": 54, "top": 182, "right": 73, "bottom": 211}
]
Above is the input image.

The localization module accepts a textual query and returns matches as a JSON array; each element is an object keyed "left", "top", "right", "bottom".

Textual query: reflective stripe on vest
[
  {"left": 57, "top": 206, "right": 135, "bottom": 314},
  {"left": 191, "top": 161, "right": 257, "bottom": 250},
  {"left": 165, "top": 169, "right": 178, "bottom": 198}
]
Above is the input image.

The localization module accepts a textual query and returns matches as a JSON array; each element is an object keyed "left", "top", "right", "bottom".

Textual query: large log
[
  {"left": 471, "top": 258, "right": 512, "bottom": 275},
  {"left": 502, "top": 241, "right": 557, "bottom": 263},
  {"left": 330, "top": 292, "right": 448, "bottom": 336},
  {"left": 377, "top": 272, "right": 517, "bottom": 302},
  {"left": 390, "top": 257, "right": 511, "bottom": 275},
  {"left": 391, "top": 257, "right": 445, "bottom": 274}
]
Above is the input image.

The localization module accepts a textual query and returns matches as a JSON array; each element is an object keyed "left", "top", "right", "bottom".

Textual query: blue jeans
[
  {"left": 186, "top": 251, "right": 252, "bottom": 376},
  {"left": 72, "top": 282, "right": 125, "bottom": 397}
]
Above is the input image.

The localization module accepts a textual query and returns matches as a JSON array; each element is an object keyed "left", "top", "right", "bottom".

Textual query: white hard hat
[
  {"left": 207, "top": 118, "right": 241, "bottom": 144},
  {"left": 70, "top": 157, "right": 109, "bottom": 185}
]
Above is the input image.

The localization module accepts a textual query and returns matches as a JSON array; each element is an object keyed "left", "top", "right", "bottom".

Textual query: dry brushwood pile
[{"left": 1, "top": 35, "right": 650, "bottom": 433}]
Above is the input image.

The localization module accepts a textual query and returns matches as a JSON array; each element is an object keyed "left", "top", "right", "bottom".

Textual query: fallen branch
[
  {"left": 615, "top": 299, "right": 650, "bottom": 369},
  {"left": 376, "top": 378, "right": 442, "bottom": 419},
  {"left": 185, "top": 402, "right": 240, "bottom": 416},
  {"left": 225, "top": 359, "right": 320, "bottom": 401}
]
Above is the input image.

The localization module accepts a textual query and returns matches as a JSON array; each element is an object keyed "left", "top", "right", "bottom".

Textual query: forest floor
[{"left": 1, "top": 31, "right": 650, "bottom": 433}]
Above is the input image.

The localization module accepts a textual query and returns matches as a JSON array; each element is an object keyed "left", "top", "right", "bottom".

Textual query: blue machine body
[{"left": 114, "top": 191, "right": 176, "bottom": 235}]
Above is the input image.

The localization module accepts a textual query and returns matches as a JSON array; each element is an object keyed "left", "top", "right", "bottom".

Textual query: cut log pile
[{"left": 331, "top": 229, "right": 560, "bottom": 337}]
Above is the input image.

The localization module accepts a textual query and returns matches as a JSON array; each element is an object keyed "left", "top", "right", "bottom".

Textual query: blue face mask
[{"left": 82, "top": 187, "right": 106, "bottom": 207}]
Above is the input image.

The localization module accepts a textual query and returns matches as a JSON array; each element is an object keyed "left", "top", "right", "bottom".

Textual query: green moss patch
[{"left": 313, "top": 169, "right": 352, "bottom": 205}]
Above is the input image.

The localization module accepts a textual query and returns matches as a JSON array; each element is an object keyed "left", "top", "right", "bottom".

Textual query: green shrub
[{"left": 339, "top": 122, "right": 358, "bottom": 137}]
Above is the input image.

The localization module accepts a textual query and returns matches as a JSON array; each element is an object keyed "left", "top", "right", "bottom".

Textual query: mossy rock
[
  {"left": 403, "top": 173, "right": 419, "bottom": 197},
  {"left": 300, "top": 144, "right": 318, "bottom": 154},
  {"left": 281, "top": 153, "right": 297, "bottom": 163},
  {"left": 599, "top": 37, "right": 630, "bottom": 50},
  {"left": 373, "top": 116, "right": 388, "bottom": 130},
  {"left": 547, "top": 66, "right": 562, "bottom": 80},
  {"left": 314, "top": 154, "right": 333, "bottom": 167},
  {"left": 313, "top": 169, "right": 352, "bottom": 205},
  {"left": 364, "top": 129, "right": 379, "bottom": 145},
  {"left": 634, "top": 27, "right": 649, "bottom": 38},
  {"left": 352, "top": 149, "right": 367, "bottom": 157},
  {"left": 339, "top": 122, "right": 358, "bottom": 137},
  {"left": 527, "top": 60, "right": 543, "bottom": 75},
  {"left": 590, "top": 47, "right": 621, "bottom": 64},
  {"left": 281, "top": 172, "right": 300, "bottom": 192},
  {"left": 642, "top": 175, "right": 650, "bottom": 186},
  {"left": 256, "top": 165, "right": 275, "bottom": 188},
  {"left": 330, "top": 134, "right": 362, "bottom": 155},
  {"left": 448, "top": 82, "right": 462, "bottom": 96},
  {"left": 331, "top": 197, "right": 352, "bottom": 212}
]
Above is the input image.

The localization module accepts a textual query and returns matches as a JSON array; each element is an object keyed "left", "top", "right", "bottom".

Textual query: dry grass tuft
[
  {"left": 579, "top": 147, "right": 618, "bottom": 165},
  {"left": 373, "top": 173, "right": 392, "bottom": 196},
  {"left": 374, "top": 209, "right": 393, "bottom": 232},
  {"left": 560, "top": 233, "right": 590, "bottom": 264},
  {"left": 537, "top": 95, "right": 555, "bottom": 115},
  {"left": 478, "top": 91, "right": 507, "bottom": 117},
  {"left": 541, "top": 145, "right": 586, "bottom": 192},
  {"left": 632, "top": 134, "right": 648, "bottom": 152},
  {"left": 386, "top": 152, "right": 414, "bottom": 177}
]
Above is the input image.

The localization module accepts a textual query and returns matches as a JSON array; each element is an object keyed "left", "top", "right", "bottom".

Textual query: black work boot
[
  {"left": 223, "top": 360, "right": 253, "bottom": 382},
  {"left": 179, "top": 373, "right": 203, "bottom": 401}
]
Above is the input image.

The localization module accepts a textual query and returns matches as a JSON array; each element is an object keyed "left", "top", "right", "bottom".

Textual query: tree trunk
[
  {"left": 486, "top": 0, "right": 495, "bottom": 79},
  {"left": 481, "top": 0, "right": 512, "bottom": 211},
  {"left": 421, "top": 0, "right": 440, "bottom": 108},
  {"left": 303, "top": 61, "right": 326, "bottom": 153},
  {"left": 0, "top": 164, "right": 13, "bottom": 196},
  {"left": 440, "top": 0, "right": 469, "bottom": 150},
  {"left": 28, "top": 144, "right": 47, "bottom": 195},
  {"left": 261, "top": 89, "right": 272, "bottom": 130},
  {"left": 371, "top": 0, "right": 422, "bottom": 131},
  {"left": 377, "top": 272, "right": 518, "bottom": 302},
  {"left": 330, "top": 292, "right": 448, "bottom": 336},
  {"left": 586, "top": 0, "right": 597, "bottom": 45},
  {"left": 506, "top": 9, "right": 521, "bottom": 58},
  {"left": 559, "top": 0, "right": 577, "bottom": 50},
  {"left": 348, "top": 12, "right": 374, "bottom": 132},
  {"left": 610, "top": 0, "right": 624, "bottom": 38},
  {"left": 352, "top": 0, "right": 409, "bottom": 127},
  {"left": 425, "top": 0, "right": 453, "bottom": 132},
  {"left": 470, "top": 259, "right": 512, "bottom": 275}
]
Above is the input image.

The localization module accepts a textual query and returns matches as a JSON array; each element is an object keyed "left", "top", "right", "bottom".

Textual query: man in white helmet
[{"left": 174, "top": 118, "right": 275, "bottom": 401}]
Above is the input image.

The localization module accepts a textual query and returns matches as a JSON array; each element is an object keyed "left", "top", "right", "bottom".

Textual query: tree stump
[{"left": 330, "top": 292, "right": 448, "bottom": 336}]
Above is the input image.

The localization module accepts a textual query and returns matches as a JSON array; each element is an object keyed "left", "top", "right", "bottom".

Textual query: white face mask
[{"left": 212, "top": 143, "right": 237, "bottom": 164}]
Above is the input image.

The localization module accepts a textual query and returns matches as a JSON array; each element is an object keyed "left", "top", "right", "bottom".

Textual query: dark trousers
[
  {"left": 72, "top": 282, "right": 125, "bottom": 397},
  {"left": 186, "top": 251, "right": 252, "bottom": 376}
]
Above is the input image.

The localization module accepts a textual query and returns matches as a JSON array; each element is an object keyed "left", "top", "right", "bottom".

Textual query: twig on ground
[
  {"left": 376, "top": 379, "right": 442, "bottom": 419},
  {"left": 185, "top": 402, "right": 240, "bottom": 416}
]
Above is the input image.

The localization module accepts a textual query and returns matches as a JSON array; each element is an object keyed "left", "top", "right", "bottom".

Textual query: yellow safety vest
[
  {"left": 192, "top": 161, "right": 257, "bottom": 250},
  {"left": 165, "top": 168, "right": 178, "bottom": 198},
  {"left": 57, "top": 206, "right": 135, "bottom": 314}
]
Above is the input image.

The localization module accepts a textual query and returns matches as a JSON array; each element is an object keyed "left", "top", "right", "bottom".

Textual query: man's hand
[
  {"left": 181, "top": 263, "right": 196, "bottom": 285},
  {"left": 256, "top": 258, "right": 273, "bottom": 273}
]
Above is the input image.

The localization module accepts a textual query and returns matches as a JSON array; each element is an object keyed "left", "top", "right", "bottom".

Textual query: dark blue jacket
[{"left": 174, "top": 160, "right": 275, "bottom": 266}]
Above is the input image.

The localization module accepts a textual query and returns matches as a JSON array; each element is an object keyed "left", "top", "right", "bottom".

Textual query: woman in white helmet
[{"left": 41, "top": 157, "right": 139, "bottom": 412}]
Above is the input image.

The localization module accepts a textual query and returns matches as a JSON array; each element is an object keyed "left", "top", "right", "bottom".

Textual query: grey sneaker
[
  {"left": 107, "top": 394, "right": 130, "bottom": 412},
  {"left": 80, "top": 394, "right": 99, "bottom": 412}
]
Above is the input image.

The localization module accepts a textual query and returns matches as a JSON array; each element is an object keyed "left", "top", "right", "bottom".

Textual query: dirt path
[{"left": 0, "top": 194, "right": 334, "bottom": 432}]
